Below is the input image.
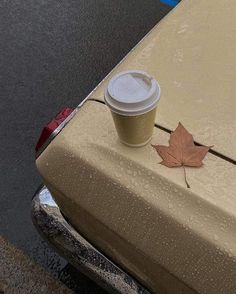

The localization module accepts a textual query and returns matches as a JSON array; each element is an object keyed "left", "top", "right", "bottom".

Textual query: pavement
[
  {"left": 0, "top": 237, "right": 72, "bottom": 294},
  {"left": 0, "top": 0, "right": 173, "bottom": 292}
]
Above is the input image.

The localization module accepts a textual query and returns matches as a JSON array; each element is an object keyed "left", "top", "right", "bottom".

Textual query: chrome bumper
[{"left": 31, "top": 186, "right": 150, "bottom": 294}]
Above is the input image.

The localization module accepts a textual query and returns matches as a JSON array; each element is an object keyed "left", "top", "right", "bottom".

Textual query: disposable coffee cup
[{"left": 104, "top": 70, "right": 161, "bottom": 147}]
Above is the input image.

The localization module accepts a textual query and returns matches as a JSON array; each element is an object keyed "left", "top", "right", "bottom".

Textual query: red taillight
[{"left": 35, "top": 107, "right": 74, "bottom": 153}]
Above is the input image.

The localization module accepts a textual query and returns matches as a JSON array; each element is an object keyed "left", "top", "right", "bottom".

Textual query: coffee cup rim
[{"left": 104, "top": 70, "right": 161, "bottom": 116}]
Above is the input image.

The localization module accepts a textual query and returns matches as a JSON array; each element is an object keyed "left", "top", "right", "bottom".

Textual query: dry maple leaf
[{"left": 152, "top": 122, "right": 211, "bottom": 188}]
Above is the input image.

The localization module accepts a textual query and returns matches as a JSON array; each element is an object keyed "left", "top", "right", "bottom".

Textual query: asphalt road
[{"left": 0, "top": 1, "right": 173, "bottom": 292}]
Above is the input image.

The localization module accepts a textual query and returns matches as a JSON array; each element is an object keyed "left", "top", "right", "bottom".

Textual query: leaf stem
[{"left": 183, "top": 166, "right": 190, "bottom": 188}]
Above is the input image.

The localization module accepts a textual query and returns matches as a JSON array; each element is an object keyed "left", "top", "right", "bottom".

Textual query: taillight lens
[{"left": 35, "top": 107, "right": 74, "bottom": 153}]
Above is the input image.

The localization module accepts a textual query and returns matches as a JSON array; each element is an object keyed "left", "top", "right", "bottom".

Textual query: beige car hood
[
  {"left": 37, "top": 0, "right": 236, "bottom": 293},
  {"left": 92, "top": 0, "right": 236, "bottom": 161},
  {"left": 37, "top": 101, "right": 236, "bottom": 294}
]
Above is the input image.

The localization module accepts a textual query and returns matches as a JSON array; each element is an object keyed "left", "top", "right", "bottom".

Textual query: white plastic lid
[{"left": 104, "top": 70, "right": 161, "bottom": 116}]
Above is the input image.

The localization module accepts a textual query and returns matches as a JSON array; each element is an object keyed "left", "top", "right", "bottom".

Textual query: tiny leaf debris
[{"left": 152, "top": 122, "right": 212, "bottom": 188}]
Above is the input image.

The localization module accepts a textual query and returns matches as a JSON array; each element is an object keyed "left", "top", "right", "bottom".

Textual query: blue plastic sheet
[{"left": 160, "top": 0, "right": 179, "bottom": 7}]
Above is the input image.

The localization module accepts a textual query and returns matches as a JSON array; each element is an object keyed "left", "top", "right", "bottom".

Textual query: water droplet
[
  {"left": 115, "top": 172, "right": 121, "bottom": 178},
  {"left": 144, "top": 184, "right": 149, "bottom": 189},
  {"left": 168, "top": 203, "right": 174, "bottom": 209},
  {"left": 213, "top": 234, "right": 219, "bottom": 241},
  {"left": 46, "top": 162, "right": 49, "bottom": 166}
]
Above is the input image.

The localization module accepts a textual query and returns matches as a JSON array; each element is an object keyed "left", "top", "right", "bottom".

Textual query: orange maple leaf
[{"left": 152, "top": 122, "right": 212, "bottom": 188}]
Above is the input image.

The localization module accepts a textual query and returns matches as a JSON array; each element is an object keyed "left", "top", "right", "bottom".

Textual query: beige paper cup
[{"left": 104, "top": 70, "right": 161, "bottom": 147}]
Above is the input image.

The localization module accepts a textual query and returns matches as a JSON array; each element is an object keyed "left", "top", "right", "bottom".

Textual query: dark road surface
[{"left": 0, "top": 1, "right": 173, "bottom": 292}]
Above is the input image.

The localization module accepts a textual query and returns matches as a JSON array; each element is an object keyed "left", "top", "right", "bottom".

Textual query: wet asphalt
[{"left": 0, "top": 1, "right": 173, "bottom": 292}]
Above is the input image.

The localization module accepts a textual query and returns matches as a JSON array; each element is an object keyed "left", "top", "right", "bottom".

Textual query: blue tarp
[{"left": 160, "top": 0, "right": 179, "bottom": 7}]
